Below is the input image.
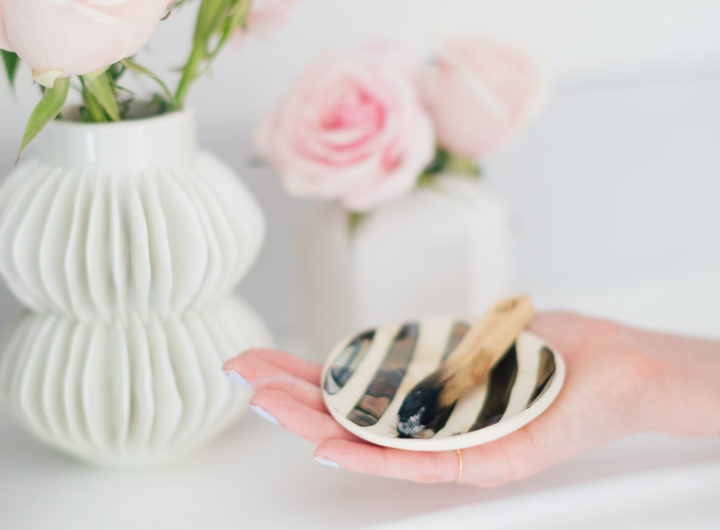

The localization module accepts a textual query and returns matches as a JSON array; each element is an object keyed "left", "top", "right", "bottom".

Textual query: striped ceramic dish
[{"left": 321, "top": 317, "right": 565, "bottom": 451}]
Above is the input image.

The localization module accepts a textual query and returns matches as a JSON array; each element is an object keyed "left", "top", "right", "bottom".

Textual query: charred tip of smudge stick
[{"left": 396, "top": 374, "right": 446, "bottom": 436}]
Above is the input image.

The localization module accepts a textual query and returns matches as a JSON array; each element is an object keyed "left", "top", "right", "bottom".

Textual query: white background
[
  {"left": 1, "top": 0, "right": 719, "bottom": 341},
  {"left": 1, "top": 2, "right": 720, "bottom": 528}
]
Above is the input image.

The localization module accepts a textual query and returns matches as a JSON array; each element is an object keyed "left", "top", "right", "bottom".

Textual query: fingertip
[
  {"left": 249, "top": 404, "right": 280, "bottom": 426},
  {"left": 221, "top": 356, "right": 253, "bottom": 383},
  {"left": 250, "top": 348, "right": 324, "bottom": 385},
  {"left": 249, "top": 388, "right": 293, "bottom": 427},
  {"left": 249, "top": 386, "right": 285, "bottom": 409},
  {"left": 313, "top": 439, "right": 355, "bottom": 467},
  {"left": 223, "top": 370, "right": 252, "bottom": 389},
  {"left": 221, "top": 348, "right": 257, "bottom": 372},
  {"left": 223, "top": 355, "right": 298, "bottom": 389},
  {"left": 251, "top": 390, "right": 355, "bottom": 443},
  {"left": 221, "top": 357, "right": 241, "bottom": 373},
  {"left": 314, "top": 456, "right": 342, "bottom": 468}
]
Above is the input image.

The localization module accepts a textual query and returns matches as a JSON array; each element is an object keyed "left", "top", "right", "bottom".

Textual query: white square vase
[{"left": 298, "top": 174, "right": 511, "bottom": 355}]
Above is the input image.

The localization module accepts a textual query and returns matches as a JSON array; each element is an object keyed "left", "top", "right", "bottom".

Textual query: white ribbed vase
[{"left": 0, "top": 110, "right": 271, "bottom": 465}]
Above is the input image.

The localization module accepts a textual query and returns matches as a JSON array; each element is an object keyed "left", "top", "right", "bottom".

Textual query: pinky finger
[{"left": 313, "top": 439, "right": 458, "bottom": 484}]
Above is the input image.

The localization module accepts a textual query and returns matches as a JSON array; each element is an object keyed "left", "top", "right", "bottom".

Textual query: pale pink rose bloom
[
  {"left": 0, "top": 3, "right": 9, "bottom": 51},
  {"left": 0, "top": 0, "right": 171, "bottom": 86},
  {"left": 256, "top": 48, "right": 435, "bottom": 212},
  {"left": 421, "top": 34, "right": 547, "bottom": 160}
]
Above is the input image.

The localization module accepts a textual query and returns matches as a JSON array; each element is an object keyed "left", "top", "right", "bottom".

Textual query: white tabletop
[
  {"left": 2, "top": 274, "right": 720, "bottom": 529},
  {"left": 2, "top": 402, "right": 719, "bottom": 530}
]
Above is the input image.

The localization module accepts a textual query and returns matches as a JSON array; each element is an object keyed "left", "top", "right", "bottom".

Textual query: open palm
[{"left": 223, "top": 312, "right": 667, "bottom": 486}]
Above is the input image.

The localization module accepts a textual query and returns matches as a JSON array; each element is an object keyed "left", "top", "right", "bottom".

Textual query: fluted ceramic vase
[{"left": 0, "top": 109, "right": 272, "bottom": 465}]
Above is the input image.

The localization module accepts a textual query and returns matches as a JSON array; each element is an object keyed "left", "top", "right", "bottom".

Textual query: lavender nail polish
[
  {"left": 314, "top": 457, "right": 341, "bottom": 468},
  {"left": 224, "top": 370, "right": 251, "bottom": 389},
  {"left": 250, "top": 404, "right": 279, "bottom": 425}
]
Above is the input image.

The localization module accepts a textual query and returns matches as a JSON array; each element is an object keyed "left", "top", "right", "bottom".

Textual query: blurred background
[{"left": 1, "top": 0, "right": 718, "bottom": 345}]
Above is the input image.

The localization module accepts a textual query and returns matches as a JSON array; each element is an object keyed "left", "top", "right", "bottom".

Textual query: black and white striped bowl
[{"left": 321, "top": 317, "right": 565, "bottom": 451}]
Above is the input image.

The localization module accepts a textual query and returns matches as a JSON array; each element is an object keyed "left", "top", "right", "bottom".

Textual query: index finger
[{"left": 224, "top": 348, "right": 323, "bottom": 386}]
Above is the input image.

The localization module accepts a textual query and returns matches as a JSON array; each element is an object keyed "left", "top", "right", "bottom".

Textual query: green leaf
[
  {"left": 1, "top": 50, "right": 20, "bottom": 88},
  {"left": 17, "top": 76, "right": 70, "bottom": 162},
  {"left": 80, "top": 78, "right": 110, "bottom": 123},
  {"left": 148, "top": 92, "right": 170, "bottom": 115},
  {"left": 175, "top": 0, "right": 247, "bottom": 104},
  {"left": 422, "top": 148, "right": 449, "bottom": 176},
  {"left": 419, "top": 148, "right": 481, "bottom": 180},
  {"left": 175, "top": 0, "right": 229, "bottom": 104},
  {"left": 416, "top": 173, "right": 438, "bottom": 188},
  {"left": 107, "top": 62, "right": 127, "bottom": 82},
  {"left": 206, "top": 0, "right": 252, "bottom": 60},
  {"left": 171, "top": 0, "right": 193, "bottom": 10},
  {"left": 121, "top": 58, "right": 178, "bottom": 110},
  {"left": 445, "top": 153, "right": 481, "bottom": 177},
  {"left": 81, "top": 70, "right": 120, "bottom": 121}
]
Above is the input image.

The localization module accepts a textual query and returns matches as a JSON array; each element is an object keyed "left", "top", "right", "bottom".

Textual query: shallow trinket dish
[{"left": 321, "top": 317, "right": 565, "bottom": 452}]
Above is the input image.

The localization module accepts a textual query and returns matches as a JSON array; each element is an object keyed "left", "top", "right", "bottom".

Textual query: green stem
[
  {"left": 206, "top": 0, "right": 252, "bottom": 62},
  {"left": 80, "top": 78, "right": 109, "bottom": 122},
  {"left": 419, "top": 148, "right": 481, "bottom": 182},
  {"left": 174, "top": 0, "right": 252, "bottom": 106},
  {"left": 81, "top": 70, "right": 120, "bottom": 121},
  {"left": 347, "top": 211, "right": 365, "bottom": 235},
  {"left": 175, "top": 39, "right": 205, "bottom": 106},
  {"left": 121, "top": 58, "right": 178, "bottom": 109}
]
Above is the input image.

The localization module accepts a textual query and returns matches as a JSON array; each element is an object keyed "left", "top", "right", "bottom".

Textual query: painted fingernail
[
  {"left": 224, "top": 370, "right": 251, "bottom": 389},
  {"left": 250, "top": 404, "right": 279, "bottom": 425},
  {"left": 314, "top": 457, "right": 341, "bottom": 468}
]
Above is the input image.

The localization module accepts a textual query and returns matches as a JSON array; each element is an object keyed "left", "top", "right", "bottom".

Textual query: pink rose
[
  {"left": 0, "top": 0, "right": 171, "bottom": 86},
  {"left": 0, "top": 4, "right": 9, "bottom": 51},
  {"left": 256, "top": 48, "right": 435, "bottom": 212},
  {"left": 420, "top": 34, "right": 546, "bottom": 160}
]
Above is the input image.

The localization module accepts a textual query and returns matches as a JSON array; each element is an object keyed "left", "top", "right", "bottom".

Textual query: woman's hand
[{"left": 222, "top": 312, "right": 720, "bottom": 486}]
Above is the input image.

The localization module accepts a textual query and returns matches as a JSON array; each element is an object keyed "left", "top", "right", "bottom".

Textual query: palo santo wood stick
[
  {"left": 440, "top": 295, "right": 535, "bottom": 398},
  {"left": 396, "top": 295, "right": 535, "bottom": 437}
]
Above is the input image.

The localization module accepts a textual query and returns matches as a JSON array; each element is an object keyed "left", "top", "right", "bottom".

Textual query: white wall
[{"left": 1, "top": 0, "right": 719, "bottom": 341}]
